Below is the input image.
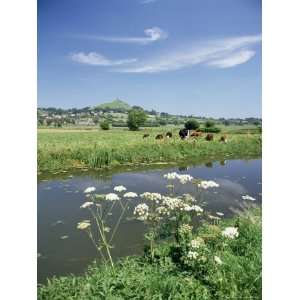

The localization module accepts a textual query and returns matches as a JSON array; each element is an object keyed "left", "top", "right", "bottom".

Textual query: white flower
[
  {"left": 187, "top": 251, "right": 199, "bottom": 260},
  {"left": 113, "top": 185, "right": 127, "bottom": 192},
  {"left": 198, "top": 180, "right": 219, "bottom": 189},
  {"left": 80, "top": 202, "right": 94, "bottom": 209},
  {"left": 222, "top": 227, "right": 239, "bottom": 239},
  {"left": 190, "top": 237, "right": 204, "bottom": 249},
  {"left": 84, "top": 186, "right": 96, "bottom": 193},
  {"left": 134, "top": 203, "right": 149, "bottom": 221},
  {"left": 77, "top": 220, "right": 91, "bottom": 230},
  {"left": 178, "top": 224, "right": 193, "bottom": 235},
  {"left": 163, "top": 172, "right": 179, "bottom": 180},
  {"left": 177, "top": 174, "right": 194, "bottom": 184},
  {"left": 214, "top": 256, "right": 223, "bottom": 265},
  {"left": 216, "top": 212, "right": 224, "bottom": 217},
  {"left": 140, "top": 192, "right": 162, "bottom": 202},
  {"left": 208, "top": 215, "right": 221, "bottom": 220},
  {"left": 242, "top": 195, "right": 256, "bottom": 201},
  {"left": 123, "top": 192, "right": 138, "bottom": 198},
  {"left": 105, "top": 193, "right": 120, "bottom": 201}
]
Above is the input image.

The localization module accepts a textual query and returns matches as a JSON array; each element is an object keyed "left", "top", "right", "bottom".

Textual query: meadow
[{"left": 38, "top": 126, "right": 262, "bottom": 172}]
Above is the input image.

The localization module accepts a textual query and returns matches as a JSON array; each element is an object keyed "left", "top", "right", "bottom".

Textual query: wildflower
[
  {"left": 222, "top": 227, "right": 239, "bottom": 239},
  {"left": 187, "top": 251, "right": 199, "bottom": 260},
  {"left": 179, "top": 224, "right": 193, "bottom": 235},
  {"left": 182, "top": 193, "right": 196, "bottom": 202},
  {"left": 163, "top": 172, "right": 179, "bottom": 180},
  {"left": 214, "top": 256, "right": 223, "bottom": 265},
  {"left": 242, "top": 195, "right": 256, "bottom": 201},
  {"left": 189, "top": 205, "right": 203, "bottom": 214},
  {"left": 113, "top": 185, "right": 127, "bottom": 192},
  {"left": 198, "top": 180, "right": 219, "bottom": 189},
  {"left": 84, "top": 187, "right": 96, "bottom": 193},
  {"left": 216, "top": 212, "right": 224, "bottom": 217},
  {"left": 190, "top": 237, "right": 204, "bottom": 249},
  {"left": 77, "top": 220, "right": 91, "bottom": 230},
  {"left": 80, "top": 202, "right": 94, "bottom": 209},
  {"left": 123, "top": 192, "right": 138, "bottom": 198},
  {"left": 140, "top": 192, "right": 162, "bottom": 202},
  {"left": 156, "top": 206, "right": 169, "bottom": 216},
  {"left": 134, "top": 203, "right": 149, "bottom": 221},
  {"left": 105, "top": 193, "right": 120, "bottom": 201},
  {"left": 177, "top": 174, "right": 194, "bottom": 184},
  {"left": 208, "top": 215, "right": 221, "bottom": 220}
]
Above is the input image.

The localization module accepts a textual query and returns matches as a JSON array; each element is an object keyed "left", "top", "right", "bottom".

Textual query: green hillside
[{"left": 94, "top": 99, "right": 131, "bottom": 111}]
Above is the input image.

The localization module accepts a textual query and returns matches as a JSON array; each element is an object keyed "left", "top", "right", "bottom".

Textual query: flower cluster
[
  {"left": 77, "top": 220, "right": 91, "bottom": 230},
  {"left": 190, "top": 237, "right": 205, "bottom": 249},
  {"left": 187, "top": 250, "right": 199, "bottom": 260},
  {"left": 123, "top": 192, "right": 138, "bottom": 198},
  {"left": 84, "top": 186, "right": 96, "bottom": 193},
  {"left": 105, "top": 193, "right": 120, "bottom": 201},
  {"left": 222, "top": 227, "right": 239, "bottom": 239},
  {"left": 114, "top": 185, "right": 127, "bottom": 193},
  {"left": 140, "top": 192, "right": 162, "bottom": 203},
  {"left": 80, "top": 202, "right": 94, "bottom": 209},
  {"left": 163, "top": 172, "right": 194, "bottom": 184},
  {"left": 198, "top": 180, "right": 220, "bottom": 189},
  {"left": 178, "top": 223, "right": 193, "bottom": 235},
  {"left": 133, "top": 203, "right": 149, "bottom": 221}
]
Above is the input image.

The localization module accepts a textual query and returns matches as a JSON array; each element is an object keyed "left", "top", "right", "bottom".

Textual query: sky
[{"left": 38, "top": 0, "right": 262, "bottom": 118}]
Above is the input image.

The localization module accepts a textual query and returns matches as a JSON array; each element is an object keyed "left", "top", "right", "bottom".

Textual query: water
[{"left": 38, "top": 158, "right": 261, "bottom": 283}]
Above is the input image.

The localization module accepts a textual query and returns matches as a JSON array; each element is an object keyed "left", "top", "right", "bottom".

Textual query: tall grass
[
  {"left": 38, "top": 128, "right": 261, "bottom": 172},
  {"left": 38, "top": 208, "right": 261, "bottom": 300}
]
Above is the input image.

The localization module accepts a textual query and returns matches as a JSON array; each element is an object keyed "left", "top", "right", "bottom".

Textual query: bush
[
  {"left": 204, "top": 120, "right": 215, "bottom": 128},
  {"left": 184, "top": 119, "right": 199, "bottom": 130},
  {"left": 100, "top": 120, "right": 110, "bottom": 130},
  {"left": 127, "top": 108, "right": 147, "bottom": 131}
]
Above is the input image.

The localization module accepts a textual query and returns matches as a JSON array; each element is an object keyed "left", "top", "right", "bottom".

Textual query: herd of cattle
[{"left": 143, "top": 129, "right": 228, "bottom": 143}]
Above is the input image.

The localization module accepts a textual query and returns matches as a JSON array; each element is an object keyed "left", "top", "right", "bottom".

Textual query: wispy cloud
[
  {"left": 140, "top": 0, "right": 157, "bottom": 4},
  {"left": 116, "top": 34, "right": 261, "bottom": 73},
  {"left": 70, "top": 52, "right": 137, "bottom": 66},
  {"left": 82, "top": 27, "right": 167, "bottom": 45}
]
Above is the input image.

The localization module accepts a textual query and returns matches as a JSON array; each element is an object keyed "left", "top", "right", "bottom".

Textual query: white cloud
[
  {"left": 83, "top": 27, "right": 167, "bottom": 45},
  {"left": 117, "top": 34, "right": 261, "bottom": 73},
  {"left": 70, "top": 52, "right": 137, "bottom": 66},
  {"left": 207, "top": 50, "right": 256, "bottom": 68}
]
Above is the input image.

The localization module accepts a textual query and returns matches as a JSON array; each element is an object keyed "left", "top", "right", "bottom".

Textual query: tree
[
  {"left": 184, "top": 119, "right": 199, "bottom": 130},
  {"left": 100, "top": 120, "right": 110, "bottom": 130},
  {"left": 127, "top": 108, "right": 147, "bottom": 131},
  {"left": 204, "top": 120, "right": 215, "bottom": 128}
]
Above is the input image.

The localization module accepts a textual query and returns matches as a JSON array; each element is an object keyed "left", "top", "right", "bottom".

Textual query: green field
[
  {"left": 38, "top": 126, "right": 261, "bottom": 172},
  {"left": 38, "top": 208, "right": 262, "bottom": 300}
]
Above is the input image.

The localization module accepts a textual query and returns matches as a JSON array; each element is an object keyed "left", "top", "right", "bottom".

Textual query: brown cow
[
  {"left": 191, "top": 131, "right": 202, "bottom": 138},
  {"left": 205, "top": 133, "right": 214, "bottom": 141},
  {"left": 219, "top": 135, "right": 227, "bottom": 143},
  {"left": 143, "top": 134, "right": 150, "bottom": 139},
  {"left": 155, "top": 134, "right": 164, "bottom": 140},
  {"left": 166, "top": 132, "right": 172, "bottom": 138}
]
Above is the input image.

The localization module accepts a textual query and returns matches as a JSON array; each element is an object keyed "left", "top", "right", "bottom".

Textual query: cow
[
  {"left": 205, "top": 133, "right": 214, "bottom": 141},
  {"left": 191, "top": 131, "right": 202, "bottom": 138},
  {"left": 179, "top": 128, "right": 189, "bottom": 140},
  {"left": 155, "top": 134, "right": 164, "bottom": 140},
  {"left": 166, "top": 132, "right": 173, "bottom": 138},
  {"left": 143, "top": 134, "right": 150, "bottom": 139},
  {"left": 219, "top": 135, "right": 227, "bottom": 143}
]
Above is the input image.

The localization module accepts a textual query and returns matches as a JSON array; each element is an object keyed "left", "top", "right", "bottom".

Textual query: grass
[
  {"left": 38, "top": 127, "right": 262, "bottom": 172},
  {"left": 38, "top": 208, "right": 262, "bottom": 300}
]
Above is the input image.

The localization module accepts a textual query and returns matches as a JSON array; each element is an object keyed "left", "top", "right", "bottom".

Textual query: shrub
[
  {"left": 204, "top": 120, "right": 215, "bottom": 128},
  {"left": 200, "top": 127, "right": 221, "bottom": 133},
  {"left": 184, "top": 119, "right": 199, "bottom": 130},
  {"left": 100, "top": 120, "right": 110, "bottom": 130},
  {"left": 127, "top": 108, "right": 147, "bottom": 131}
]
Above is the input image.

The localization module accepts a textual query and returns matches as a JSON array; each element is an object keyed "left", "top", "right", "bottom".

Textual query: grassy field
[
  {"left": 38, "top": 126, "right": 261, "bottom": 172},
  {"left": 38, "top": 208, "right": 262, "bottom": 300}
]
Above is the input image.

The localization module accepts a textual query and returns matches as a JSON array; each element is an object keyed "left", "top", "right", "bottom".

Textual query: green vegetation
[
  {"left": 94, "top": 99, "right": 131, "bottom": 112},
  {"left": 99, "top": 120, "right": 110, "bottom": 130},
  {"left": 37, "top": 128, "right": 261, "bottom": 172},
  {"left": 184, "top": 119, "right": 200, "bottom": 130},
  {"left": 127, "top": 108, "right": 147, "bottom": 131},
  {"left": 38, "top": 208, "right": 261, "bottom": 300}
]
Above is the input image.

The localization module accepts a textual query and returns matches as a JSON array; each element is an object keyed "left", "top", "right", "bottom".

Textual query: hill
[{"left": 94, "top": 99, "right": 131, "bottom": 112}]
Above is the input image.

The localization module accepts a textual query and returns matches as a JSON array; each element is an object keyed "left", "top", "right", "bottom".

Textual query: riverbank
[
  {"left": 38, "top": 208, "right": 262, "bottom": 299},
  {"left": 38, "top": 128, "right": 261, "bottom": 172}
]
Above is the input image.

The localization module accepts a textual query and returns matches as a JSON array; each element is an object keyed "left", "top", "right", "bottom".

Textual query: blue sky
[{"left": 38, "top": 0, "right": 261, "bottom": 118}]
